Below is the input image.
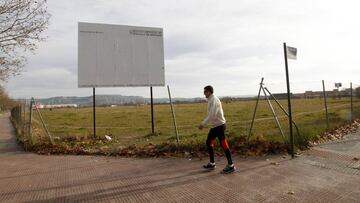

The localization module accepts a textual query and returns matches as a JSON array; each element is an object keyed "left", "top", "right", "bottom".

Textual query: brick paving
[{"left": 1, "top": 112, "right": 360, "bottom": 202}]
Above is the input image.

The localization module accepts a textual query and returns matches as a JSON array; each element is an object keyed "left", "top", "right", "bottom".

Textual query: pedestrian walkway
[
  {"left": 0, "top": 113, "right": 359, "bottom": 202},
  {"left": 0, "top": 112, "right": 22, "bottom": 153}
]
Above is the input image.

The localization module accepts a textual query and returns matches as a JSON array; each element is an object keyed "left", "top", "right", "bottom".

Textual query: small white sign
[
  {"left": 286, "top": 46, "right": 297, "bottom": 60},
  {"left": 335, "top": 83, "right": 342, "bottom": 88}
]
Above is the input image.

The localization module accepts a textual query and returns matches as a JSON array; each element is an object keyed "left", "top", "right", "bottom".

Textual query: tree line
[{"left": 0, "top": 0, "right": 49, "bottom": 109}]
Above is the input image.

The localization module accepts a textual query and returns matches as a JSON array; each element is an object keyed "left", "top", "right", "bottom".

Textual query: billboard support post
[
  {"left": 150, "top": 86, "right": 155, "bottom": 134},
  {"left": 93, "top": 87, "right": 96, "bottom": 139}
]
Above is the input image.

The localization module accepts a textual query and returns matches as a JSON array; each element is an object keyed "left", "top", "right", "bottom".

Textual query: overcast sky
[{"left": 5, "top": 0, "right": 360, "bottom": 99}]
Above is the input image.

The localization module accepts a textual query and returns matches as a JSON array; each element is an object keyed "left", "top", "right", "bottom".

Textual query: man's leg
[
  {"left": 220, "top": 138, "right": 233, "bottom": 165},
  {"left": 203, "top": 128, "right": 217, "bottom": 169},
  {"left": 218, "top": 125, "right": 234, "bottom": 166},
  {"left": 206, "top": 128, "right": 217, "bottom": 164}
]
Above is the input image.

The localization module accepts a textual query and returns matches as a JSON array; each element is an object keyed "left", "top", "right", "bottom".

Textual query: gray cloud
[{"left": 6, "top": 0, "right": 360, "bottom": 99}]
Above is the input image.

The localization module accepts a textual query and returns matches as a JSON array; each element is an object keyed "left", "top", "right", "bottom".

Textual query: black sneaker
[
  {"left": 203, "top": 162, "right": 216, "bottom": 170},
  {"left": 222, "top": 164, "right": 235, "bottom": 174}
]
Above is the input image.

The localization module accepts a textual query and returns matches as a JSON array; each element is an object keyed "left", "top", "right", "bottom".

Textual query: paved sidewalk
[
  {"left": 1, "top": 113, "right": 360, "bottom": 202},
  {"left": 0, "top": 112, "right": 22, "bottom": 153}
]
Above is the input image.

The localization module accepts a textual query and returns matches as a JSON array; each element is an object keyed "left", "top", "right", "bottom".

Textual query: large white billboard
[{"left": 78, "top": 22, "right": 165, "bottom": 87}]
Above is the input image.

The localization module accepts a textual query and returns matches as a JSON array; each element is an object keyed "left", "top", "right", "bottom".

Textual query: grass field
[{"left": 30, "top": 97, "right": 360, "bottom": 149}]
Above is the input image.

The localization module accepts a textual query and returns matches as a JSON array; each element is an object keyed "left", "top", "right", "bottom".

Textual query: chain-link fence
[
  {"left": 10, "top": 102, "right": 28, "bottom": 142},
  {"left": 10, "top": 80, "right": 360, "bottom": 150},
  {"left": 246, "top": 80, "right": 360, "bottom": 146}
]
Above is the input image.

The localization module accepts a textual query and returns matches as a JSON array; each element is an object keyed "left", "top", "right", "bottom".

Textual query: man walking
[{"left": 199, "top": 85, "right": 235, "bottom": 173}]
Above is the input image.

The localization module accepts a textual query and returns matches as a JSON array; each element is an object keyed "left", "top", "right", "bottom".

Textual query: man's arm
[{"left": 199, "top": 98, "right": 218, "bottom": 128}]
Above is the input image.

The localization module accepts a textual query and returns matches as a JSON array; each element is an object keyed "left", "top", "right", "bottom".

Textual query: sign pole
[
  {"left": 93, "top": 87, "right": 96, "bottom": 139},
  {"left": 150, "top": 86, "right": 155, "bottom": 134},
  {"left": 283, "top": 42, "right": 295, "bottom": 158}
]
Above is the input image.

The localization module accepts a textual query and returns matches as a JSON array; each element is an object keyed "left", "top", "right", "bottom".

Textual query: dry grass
[{"left": 29, "top": 97, "right": 360, "bottom": 149}]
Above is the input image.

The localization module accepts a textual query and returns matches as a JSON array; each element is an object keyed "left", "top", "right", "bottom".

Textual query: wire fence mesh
[{"left": 10, "top": 80, "right": 360, "bottom": 148}]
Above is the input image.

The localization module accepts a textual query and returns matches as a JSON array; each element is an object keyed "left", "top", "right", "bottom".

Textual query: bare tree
[
  {"left": 0, "top": 85, "right": 17, "bottom": 110},
  {"left": 0, "top": 0, "right": 50, "bottom": 81}
]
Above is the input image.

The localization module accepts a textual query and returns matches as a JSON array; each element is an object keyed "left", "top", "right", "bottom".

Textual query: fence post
[
  {"left": 23, "top": 101, "right": 26, "bottom": 134},
  {"left": 322, "top": 80, "right": 329, "bottom": 129},
  {"left": 350, "top": 82, "right": 353, "bottom": 122},
  {"left": 29, "top": 98, "right": 33, "bottom": 143},
  {"left": 18, "top": 104, "right": 21, "bottom": 127}
]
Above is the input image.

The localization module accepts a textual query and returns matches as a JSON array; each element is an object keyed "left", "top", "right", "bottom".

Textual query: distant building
[
  {"left": 304, "top": 91, "right": 322, "bottom": 98},
  {"left": 269, "top": 88, "right": 351, "bottom": 99},
  {"left": 303, "top": 89, "right": 351, "bottom": 99},
  {"left": 340, "top": 88, "right": 352, "bottom": 96},
  {"left": 37, "top": 104, "right": 45, "bottom": 109},
  {"left": 271, "top": 93, "right": 297, "bottom": 99},
  {"left": 39, "top": 104, "right": 78, "bottom": 109}
]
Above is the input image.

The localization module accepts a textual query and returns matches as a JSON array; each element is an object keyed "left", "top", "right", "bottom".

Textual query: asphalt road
[{"left": 1, "top": 112, "right": 360, "bottom": 202}]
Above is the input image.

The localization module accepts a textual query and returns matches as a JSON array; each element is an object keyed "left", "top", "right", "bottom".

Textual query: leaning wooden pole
[
  {"left": 247, "top": 77, "right": 264, "bottom": 141},
  {"left": 33, "top": 98, "right": 55, "bottom": 145},
  {"left": 322, "top": 80, "right": 330, "bottom": 129},
  {"left": 167, "top": 85, "right": 179, "bottom": 146}
]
